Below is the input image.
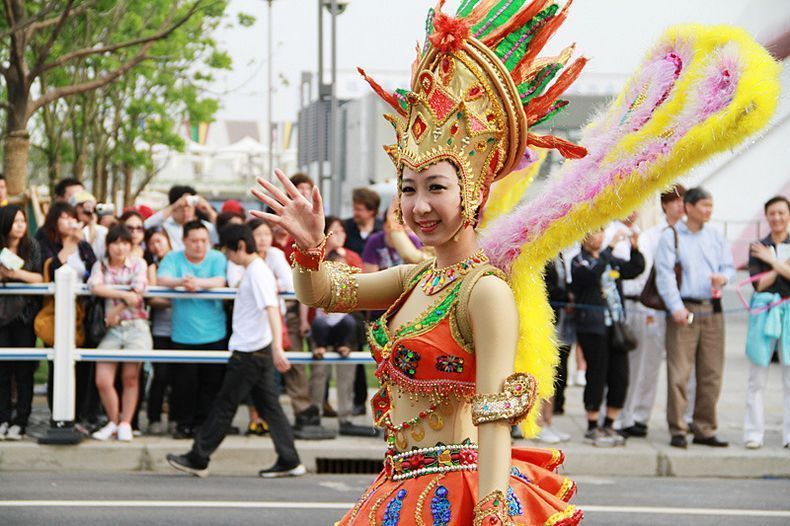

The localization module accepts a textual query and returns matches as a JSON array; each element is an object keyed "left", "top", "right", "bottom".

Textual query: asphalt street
[{"left": 1, "top": 472, "right": 788, "bottom": 525}]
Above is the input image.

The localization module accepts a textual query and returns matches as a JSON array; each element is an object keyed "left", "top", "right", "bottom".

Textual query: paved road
[{"left": 1, "top": 472, "right": 788, "bottom": 525}]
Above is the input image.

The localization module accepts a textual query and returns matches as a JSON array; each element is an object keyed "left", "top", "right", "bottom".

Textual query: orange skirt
[{"left": 336, "top": 447, "right": 582, "bottom": 525}]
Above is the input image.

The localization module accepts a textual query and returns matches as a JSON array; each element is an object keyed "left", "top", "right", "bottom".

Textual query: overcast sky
[{"left": 207, "top": 0, "right": 788, "bottom": 123}]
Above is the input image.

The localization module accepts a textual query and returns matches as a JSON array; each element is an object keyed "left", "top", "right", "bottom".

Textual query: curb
[{"left": 2, "top": 437, "right": 789, "bottom": 478}]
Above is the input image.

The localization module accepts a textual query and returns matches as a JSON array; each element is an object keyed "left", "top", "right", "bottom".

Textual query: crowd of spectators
[
  {"left": 0, "top": 173, "right": 414, "bottom": 450},
  {"left": 0, "top": 172, "right": 787, "bottom": 457}
]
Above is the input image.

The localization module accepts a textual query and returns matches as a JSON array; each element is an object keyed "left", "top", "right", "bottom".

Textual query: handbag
[
  {"left": 610, "top": 318, "right": 638, "bottom": 353},
  {"left": 640, "top": 226, "right": 682, "bottom": 311},
  {"left": 34, "top": 258, "right": 86, "bottom": 347},
  {"left": 84, "top": 283, "right": 107, "bottom": 347}
]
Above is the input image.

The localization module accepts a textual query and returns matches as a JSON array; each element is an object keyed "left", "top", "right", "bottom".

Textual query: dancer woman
[
  {"left": 253, "top": 1, "right": 778, "bottom": 522},
  {"left": 252, "top": 2, "right": 585, "bottom": 518}
]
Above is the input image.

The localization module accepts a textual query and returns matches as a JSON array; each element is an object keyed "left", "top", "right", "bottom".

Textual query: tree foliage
[{"left": 0, "top": 0, "right": 245, "bottom": 202}]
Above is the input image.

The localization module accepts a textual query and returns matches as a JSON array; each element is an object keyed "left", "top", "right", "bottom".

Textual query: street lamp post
[
  {"left": 267, "top": 0, "right": 275, "bottom": 184},
  {"left": 317, "top": 0, "right": 348, "bottom": 215}
]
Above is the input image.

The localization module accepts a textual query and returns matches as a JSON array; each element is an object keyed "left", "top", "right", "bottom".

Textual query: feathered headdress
[{"left": 359, "top": 0, "right": 586, "bottom": 226}]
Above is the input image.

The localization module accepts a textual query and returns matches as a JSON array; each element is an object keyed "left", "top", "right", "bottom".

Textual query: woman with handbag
[
  {"left": 571, "top": 228, "right": 645, "bottom": 447},
  {"left": 88, "top": 224, "right": 151, "bottom": 442},
  {"left": 0, "top": 205, "right": 43, "bottom": 440},
  {"left": 37, "top": 202, "right": 97, "bottom": 426}
]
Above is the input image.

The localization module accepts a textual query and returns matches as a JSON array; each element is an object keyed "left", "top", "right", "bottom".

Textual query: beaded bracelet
[{"left": 290, "top": 233, "right": 332, "bottom": 272}]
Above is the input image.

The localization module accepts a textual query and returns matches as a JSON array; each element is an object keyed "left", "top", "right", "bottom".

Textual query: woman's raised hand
[{"left": 250, "top": 169, "right": 325, "bottom": 249}]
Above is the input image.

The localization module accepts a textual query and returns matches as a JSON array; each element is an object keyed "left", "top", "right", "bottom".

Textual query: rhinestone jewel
[{"left": 420, "top": 250, "right": 488, "bottom": 296}]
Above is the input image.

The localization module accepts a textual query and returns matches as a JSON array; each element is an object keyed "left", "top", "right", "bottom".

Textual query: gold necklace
[{"left": 419, "top": 249, "right": 488, "bottom": 295}]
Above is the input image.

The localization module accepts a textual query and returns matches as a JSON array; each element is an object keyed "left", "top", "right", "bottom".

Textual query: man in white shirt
[
  {"left": 167, "top": 223, "right": 304, "bottom": 478},
  {"left": 619, "top": 186, "right": 686, "bottom": 438},
  {"left": 144, "top": 185, "right": 218, "bottom": 251}
]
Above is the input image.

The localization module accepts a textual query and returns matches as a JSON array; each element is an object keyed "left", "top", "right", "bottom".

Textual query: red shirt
[{"left": 272, "top": 236, "right": 295, "bottom": 263}]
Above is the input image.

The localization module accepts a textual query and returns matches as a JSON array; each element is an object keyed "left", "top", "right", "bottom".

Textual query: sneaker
[
  {"left": 603, "top": 427, "right": 626, "bottom": 446},
  {"left": 574, "top": 370, "right": 587, "bottom": 387},
  {"left": 745, "top": 441, "right": 762, "bottom": 450},
  {"left": 584, "top": 427, "right": 616, "bottom": 447},
  {"left": 91, "top": 421, "right": 118, "bottom": 441},
  {"left": 537, "top": 426, "right": 562, "bottom": 444},
  {"left": 166, "top": 453, "right": 209, "bottom": 478},
  {"left": 147, "top": 421, "right": 166, "bottom": 436},
  {"left": 258, "top": 461, "right": 306, "bottom": 478},
  {"left": 550, "top": 426, "right": 571, "bottom": 442},
  {"left": 0, "top": 421, "right": 8, "bottom": 440},
  {"left": 5, "top": 424, "right": 24, "bottom": 441},
  {"left": 117, "top": 423, "right": 133, "bottom": 442}
]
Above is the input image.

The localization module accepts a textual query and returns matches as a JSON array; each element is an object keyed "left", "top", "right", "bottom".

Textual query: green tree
[{"left": 0, "top": 0, "right": 205, "bottom": 196}]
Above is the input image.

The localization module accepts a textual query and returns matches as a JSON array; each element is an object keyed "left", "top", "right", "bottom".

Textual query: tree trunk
[
  {"left": 46, "top": 148, "right": 62, "bottom": 189},
  {"left": 2, "top": 131, "right": 31, "bottom": 196},
  {"left": 110, "top": 166, "right": 119, "bottom": 205},
  {"left": 123, "top": 164, "right": 134, "bottom": 207}
]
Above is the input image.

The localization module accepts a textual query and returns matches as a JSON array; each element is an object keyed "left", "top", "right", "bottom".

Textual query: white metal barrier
[{"left": 0, "top": 265, "right": 374, "bottom": 444}]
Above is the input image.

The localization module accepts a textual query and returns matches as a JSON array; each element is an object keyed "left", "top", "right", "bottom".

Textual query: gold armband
[
  {"left": 473, "top": 490, "right": 514, "bottom": 526},
  {"left": 471, "top": 372, "right": 537, "bottom": 426},
  {"left": 325, "top": 260, "right": 360, "bottom": 313}
]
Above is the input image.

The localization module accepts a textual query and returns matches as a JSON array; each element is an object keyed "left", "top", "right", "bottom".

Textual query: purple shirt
[{"left": 362, "top": 231, "right": 422, "bottom": 270}]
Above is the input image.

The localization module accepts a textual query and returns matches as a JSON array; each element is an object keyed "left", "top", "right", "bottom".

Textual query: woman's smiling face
[{"left": 399, "top": 160, "right": 464, "bottom": 248}]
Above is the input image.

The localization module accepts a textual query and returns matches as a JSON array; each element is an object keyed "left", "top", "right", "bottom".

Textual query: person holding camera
[
  {"left": 71, "top": 190, "right": 109, "bottom": 261},
  {"left": 743, "top": 195, "right": 790, "bottom": 449},
  {"left": 571, "top": 228, "right": 645, "bottom": 447},
  {"left": 655, "top": 187, "right": 735, "bottom": 449},
  {"left": 144, "top": 185, "right": 218, "bottom": 251},
  {"left": 37, "top": 202, "right": 98, "bottom": 427}
]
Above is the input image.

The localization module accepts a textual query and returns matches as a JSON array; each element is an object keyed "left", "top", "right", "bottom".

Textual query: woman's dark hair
[
  {"left": 120, "top": 209, "right": 144, "bottom": 223},
  {"left": 0, "top": 205, "right": 32, "bottom": 261},
  {"left": 143, "top": 226, "right": 171, "bottom": 265},
  {"left": 144, "top": 225, "right": 170, "bottom": 246},
  {"left": 324, "top": 215, "right": 343, "bottom": 235},
  {"left": 42, "top": 201, "right": 78, "bottom": 244},
  {"left": 247, "top": 218, "right": 272, "bottom": 234},
  {"left": 106, "top": 223, "right": 133, "bottom": 246}
]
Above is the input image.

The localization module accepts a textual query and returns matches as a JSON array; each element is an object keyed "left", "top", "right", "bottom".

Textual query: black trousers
[
  {"left": 577, "top": 329, "right": 629, "bottom": 412},
  {"left": 311, "top": 315, "right": 357, "bottom": 348},
  {"left": 553, "top": 344, "right": 571, "bottom": 414},
  {"left": 0, "top": 319, "right": 37, "bottom": 426},
  {"left": 190, "top": 348, "right": 299, "bottom": 466},
  {"left": 147, "top": 336, "right": 174, "bottom": 423},
  {"left": 170, "top": 339, "right": 226, "bottom": 429}
]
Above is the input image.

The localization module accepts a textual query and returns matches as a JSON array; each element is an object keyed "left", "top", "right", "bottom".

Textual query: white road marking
[{"left": 0, "top": 501, "right": 789, "bottom": 517}]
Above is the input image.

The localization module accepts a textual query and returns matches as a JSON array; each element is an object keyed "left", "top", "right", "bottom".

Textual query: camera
[
  {"left": 186, "top": 195, "right": 200, "bottom": 207},
  {"left": 95, "top": 203, "right": 115, "bottom": 216}
]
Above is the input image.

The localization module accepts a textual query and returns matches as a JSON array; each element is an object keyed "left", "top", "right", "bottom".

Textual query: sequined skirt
[{"left": 335, "top": 446, "right": 582, "bottom": 526}]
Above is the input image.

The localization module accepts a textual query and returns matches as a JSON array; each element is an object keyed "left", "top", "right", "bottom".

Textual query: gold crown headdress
[{"left": 359, "top": 0, "right": 587, "bottom": 227}]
